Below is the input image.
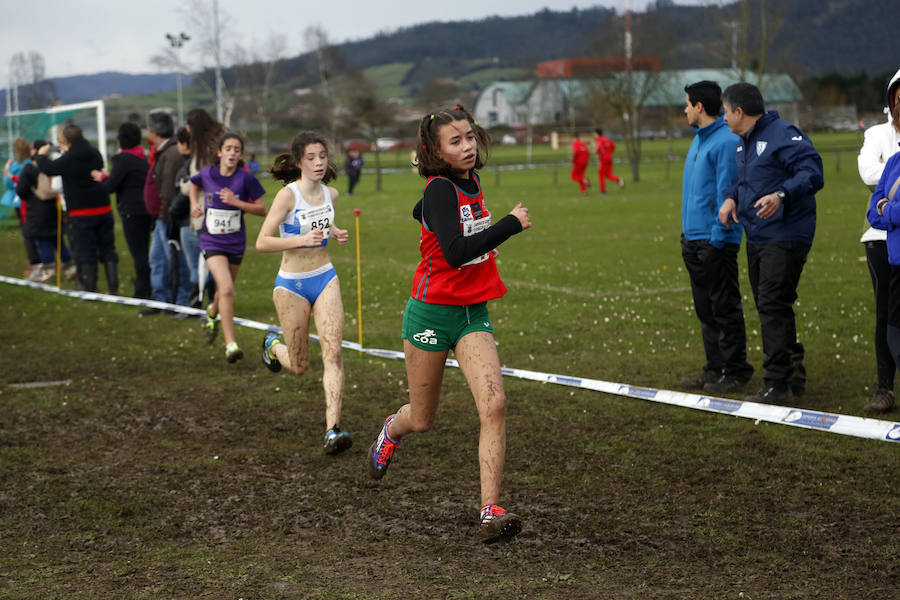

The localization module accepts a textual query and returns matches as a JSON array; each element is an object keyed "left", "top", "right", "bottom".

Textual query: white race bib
[
  {"left": 290, "top": 204, "right": 333, "bottom": 245},
  {"left": 461, "top": 212, "right": 491, "bottom": 266},
  {"left": 206, "top": 207, "right": 242, "bottom": 235}
]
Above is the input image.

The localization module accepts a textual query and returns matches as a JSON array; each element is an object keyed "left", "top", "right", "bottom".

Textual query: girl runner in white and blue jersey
[{"left": 255, "top": 131, "right": 352, "bottom": 455}]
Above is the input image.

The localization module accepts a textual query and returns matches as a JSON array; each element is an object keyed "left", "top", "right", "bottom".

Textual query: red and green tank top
[{"left": 410, "top": 175, "right": 507, "bottom": 305}]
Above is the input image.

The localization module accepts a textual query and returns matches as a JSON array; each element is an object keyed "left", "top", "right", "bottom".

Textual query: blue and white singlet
[{"left": 279, "top": 182, "right": 334, "bottom": 247}]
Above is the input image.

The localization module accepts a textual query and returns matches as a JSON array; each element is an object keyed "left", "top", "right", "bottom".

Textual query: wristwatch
[{"left": 775, "top": 190, "right": 786, "bottom": 201}]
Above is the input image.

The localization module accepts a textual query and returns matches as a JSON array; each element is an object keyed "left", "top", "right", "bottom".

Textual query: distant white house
[{"left": 474, "top": 68, "right": 804, "bottom": 127}]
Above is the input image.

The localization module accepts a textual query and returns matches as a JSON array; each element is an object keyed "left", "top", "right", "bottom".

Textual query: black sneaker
[
  {"left": 744, "top": 385, "right": 792, "bottom": 405},
  {"left": 703, "top": 375, "right": 750, "bottom": 395},
  {"left": 680, "top": 370, "right": 719, "bottom": 391},
  {"left": 138, "top": 307, "right": 161, "bottom": 317}
]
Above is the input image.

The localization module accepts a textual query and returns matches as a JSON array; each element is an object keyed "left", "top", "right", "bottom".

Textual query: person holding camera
[{"left": 35, "top": 125, "right": 118, "bottom": 294}]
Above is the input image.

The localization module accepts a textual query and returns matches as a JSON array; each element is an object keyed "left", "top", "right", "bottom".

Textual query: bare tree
[
  {"left": 707, "top": 0, "right": 791, "bottom": 88},
  {"left": 338, "top": 72, "right": 398, "bottom": 192},
  {"left": 584, "top": 70, "right": 670, "bottom": 182},
  {"left": 8, "top": 52, "right": 56, "bottom": 110},
  {"left": 232, "top": 34, "right": 288, "bottom": 158},
  {"left": 304, "top": 25, "right": 338, "bottom": 140},
  {"left": 150, "top": 0, "right": 234, "bottom": 126}
]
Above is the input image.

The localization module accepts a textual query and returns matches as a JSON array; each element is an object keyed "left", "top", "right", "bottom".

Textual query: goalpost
[{"left": 2, "top": 99, "right": 107, "bottom": 165}]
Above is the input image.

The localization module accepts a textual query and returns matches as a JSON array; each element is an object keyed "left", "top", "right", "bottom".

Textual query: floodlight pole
[
  {"left": 213, "top": 0, "right": 224, "bottom": 123},
  {"left": 166, "top": 32, "right": 190, "bottom": 125}
]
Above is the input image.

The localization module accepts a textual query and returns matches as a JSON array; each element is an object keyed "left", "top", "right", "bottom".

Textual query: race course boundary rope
[{"left": 3, "top": 275, "right": 898, "bottom": 444}]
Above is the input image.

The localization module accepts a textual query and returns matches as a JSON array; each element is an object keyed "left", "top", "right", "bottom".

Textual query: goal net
[{"left": 0, "top": 100, "right": 106, "bottom": 219}]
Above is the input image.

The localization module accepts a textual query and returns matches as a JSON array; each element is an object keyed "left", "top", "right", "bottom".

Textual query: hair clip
[
  {"left": 430, "top": 114, "right": 435, "bottom": 120},
  {"left": 454, "top": 105, "right": 461, "bottom": 110},
  {"left": 422, "top": 144, "right": 427, "bottom": 149}
]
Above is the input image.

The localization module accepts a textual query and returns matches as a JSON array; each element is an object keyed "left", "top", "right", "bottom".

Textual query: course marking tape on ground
[{"left": 3, "top": 275, "right": 898, "bottom": 444}]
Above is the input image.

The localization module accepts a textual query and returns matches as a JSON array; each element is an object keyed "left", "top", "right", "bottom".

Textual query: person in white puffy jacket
[{"left": 857, "top": 68, "right": 900, "bottom": 413}]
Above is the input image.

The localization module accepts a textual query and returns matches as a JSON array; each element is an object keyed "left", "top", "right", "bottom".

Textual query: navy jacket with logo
[{"left": 725, "top": 110, "right": 824, "bottom": 245}]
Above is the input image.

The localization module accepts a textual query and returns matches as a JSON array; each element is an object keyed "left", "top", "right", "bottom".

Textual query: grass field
[{"left": 1, "top": 135, "right": 898, "bottom": 598}]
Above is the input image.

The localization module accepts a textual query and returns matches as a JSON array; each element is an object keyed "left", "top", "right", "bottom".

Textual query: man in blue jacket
[
  {"left": 680, "top": 80, "right": 754, "bottom": 395},
  {"left": 719, "top": 82, "right": 824, "bottom": 404}
]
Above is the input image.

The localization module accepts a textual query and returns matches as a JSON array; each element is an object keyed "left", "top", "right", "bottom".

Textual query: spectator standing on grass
[
  {"left": 343, "top": 147, "right": 363, "bottom": 195},
  {"left": 719, "top": 82, "right": 824, "bottom": 404},
  {"left": 172, "top": 126, "right": 202, "bottom": 309},
  {"left": 366, "top": 105, "right": 531, "bottom": 544},
  {"left": 92, "top": 122, "right": 152, "bottom": 299},
  {"left": 16, "top": 139, "right": 76, "bottom": 283},
  {"left": 856, "top": 68, "right": 900, "bottom": 414},
  {"left": 679, "top": 81, "right": 754, "bottom": 395},
  {"left": 35, "top": 125, "right": 118, "bottom": 294},
  {"left": 3, "top": 137, "right": 42, "bottom": 277},
  {"left": 594, "top": 127, "right": 624, "bottom": 193},
  {"left": 142, "top": 110, "right": 184, "bottom": 314},
  {"left": 570, "top": 132, "right": 591, "bottom": 194},
  {"left": 256, "top": 131, "right": 353, "bottom": 455},
  {"left": 185, "top": 108, "right": 227, "bottom": 306}
]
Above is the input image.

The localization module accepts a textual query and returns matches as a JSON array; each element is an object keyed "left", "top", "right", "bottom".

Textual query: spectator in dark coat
[
  {"left": 35, "top": 125, "right": 118, "bottom": 294},
  {"left": 16, "top": 139, "right": 75, "bottom": 282},
  {"left": 92, "top": 122, "right": 152, "bottom": 298}
]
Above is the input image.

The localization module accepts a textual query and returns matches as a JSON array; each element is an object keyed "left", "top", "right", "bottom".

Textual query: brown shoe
[
  {"left": 478, "top": 505, "right": 523, "bottom": 544},
  {"left": 864, "top": 389, "right": 895, "bottom": 414}
]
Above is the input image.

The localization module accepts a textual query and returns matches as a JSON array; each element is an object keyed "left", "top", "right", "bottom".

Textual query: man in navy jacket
[
  {"left": 719, "top": 82, "right": 824, "bottom": 404},
  {"left": 680, "top": 80, "right": 753, "bottom": 394}
]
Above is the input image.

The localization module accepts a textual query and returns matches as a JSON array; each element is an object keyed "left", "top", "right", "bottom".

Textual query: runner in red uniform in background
[
  {"left": 571, "top": 133, "right": 590, "bottom": 194},
  {"left": 595, "top": 128, "right": 625, "bottom": 193}
]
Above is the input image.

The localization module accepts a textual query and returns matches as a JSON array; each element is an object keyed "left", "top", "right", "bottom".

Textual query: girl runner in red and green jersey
[{"left": 366, "top": 105, "right": 532, "bottom": 544}]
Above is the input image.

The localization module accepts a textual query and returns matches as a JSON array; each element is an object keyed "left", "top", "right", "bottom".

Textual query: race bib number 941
[{"left": 206, "top": 207, "right": 241, "bottom": 235}]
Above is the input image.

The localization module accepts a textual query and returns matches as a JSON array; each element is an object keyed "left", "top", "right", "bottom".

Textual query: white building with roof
[{"left": 474, "top": 68, "right": 804, "bottom": 128}]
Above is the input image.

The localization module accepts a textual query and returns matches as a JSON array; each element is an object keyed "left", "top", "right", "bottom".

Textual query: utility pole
[
  {"left": 166, "top": 32, "right": 191, "bottom": 125},
  {"left": 213, "top": 0, "right": 224, "bottom": 123}
]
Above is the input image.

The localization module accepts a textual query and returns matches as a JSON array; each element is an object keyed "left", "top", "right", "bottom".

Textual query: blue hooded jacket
[
  {"left": 682, "top": 116, "right": 742, "bottom": 247},
  {"left": 867, "top": 152, "right": 900, "bottom": 265},
  {"left": 724, "top": 111, "right": 824, "bottom": 245}
]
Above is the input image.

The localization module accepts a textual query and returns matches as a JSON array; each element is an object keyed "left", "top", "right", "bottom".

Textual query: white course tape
[{"left": 3, "top": 275, "right": 899, "bottom": 444}]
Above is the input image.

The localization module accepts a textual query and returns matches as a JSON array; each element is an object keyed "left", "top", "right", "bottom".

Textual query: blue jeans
[
  {"left": 171, "top": 241, "right": 193, "bottom": 306},
  {"left": 149, "top": 219, "right": 171, "bottom": 302},
  {"left": 36, "top": 237, "right": 72, "bottom": 265},
  {"left": 180, "top": 226, "right": 200, "bottom": 287}
]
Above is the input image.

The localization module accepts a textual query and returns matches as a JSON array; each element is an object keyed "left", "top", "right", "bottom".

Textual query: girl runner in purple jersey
[{"left": 189, "top": 132, "right": 267, "bottom": 362}]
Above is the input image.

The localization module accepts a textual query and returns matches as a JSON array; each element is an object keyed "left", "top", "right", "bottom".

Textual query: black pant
[
  {"left": 681, "top": 236, "right": 753, "bottom": 379},
  {"left": 865, "top": 240, "right": 895, "bottom": 390},
  {"left": 69, "top": 212, "right": 118, "bottom": 265},
  {"left": 347, "top": 171, "right": 360, "bottom": 195},
  {"left": 17, "top": 206, "right": 41, "bottom": 265},
  {"left": 746, "top": 241, "right": 810, "bottom": 387},
  {"left": 121, "top": 213, "right": 154, "bottom": 299}
]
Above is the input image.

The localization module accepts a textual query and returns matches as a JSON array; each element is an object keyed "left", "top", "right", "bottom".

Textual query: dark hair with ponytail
[
  {"left": 270, "top": 131, "right": 338, "bottom": 185},
  {"left": 414, "top": 104, "right": 490, "bottom": 178}
]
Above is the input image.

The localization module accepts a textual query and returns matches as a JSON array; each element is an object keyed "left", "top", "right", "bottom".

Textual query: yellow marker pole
[
  {"left": 55, "top": 196, "right": 62, "bottom": 288},
  {"left": 353, "top": 208, "right": 362, "bottom": 352}
]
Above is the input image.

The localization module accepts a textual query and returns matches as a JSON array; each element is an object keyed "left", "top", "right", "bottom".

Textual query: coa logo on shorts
[{"left": 413, "top": 328, "right": 438, "bottom": 345}]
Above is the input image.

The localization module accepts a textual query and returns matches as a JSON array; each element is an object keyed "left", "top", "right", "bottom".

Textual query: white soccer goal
[{"left": 2, "top": 99, "right": 107, "bottom": 165}]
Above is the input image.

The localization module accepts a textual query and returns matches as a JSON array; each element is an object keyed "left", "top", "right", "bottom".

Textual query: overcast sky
[{"left": 0, "top": 0, "right": 705, "bottom": 80}]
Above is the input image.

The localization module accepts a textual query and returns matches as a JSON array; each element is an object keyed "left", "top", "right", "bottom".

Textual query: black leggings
[{"left": 866, "top": 240, "right": 895, "bottom": 390}]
